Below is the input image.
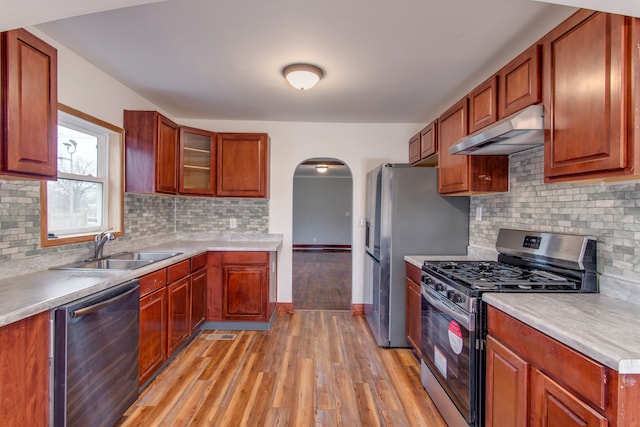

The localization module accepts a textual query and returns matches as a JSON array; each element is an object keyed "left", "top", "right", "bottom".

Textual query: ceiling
[{"left": 31, "top": 0, "right": 583, "bottom": 123}]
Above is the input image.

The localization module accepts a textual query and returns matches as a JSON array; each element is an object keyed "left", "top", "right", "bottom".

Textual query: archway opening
[{"left": 292, "top": 158, "right": 353, "bottom": 310}]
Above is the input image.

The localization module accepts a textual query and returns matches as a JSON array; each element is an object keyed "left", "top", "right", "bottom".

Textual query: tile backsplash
[
  {"left": 0, "top": 181, "right": 268, "bottom": 278},
  {"left": 470, "top": 147, "right": 640, "bottom": 289}
]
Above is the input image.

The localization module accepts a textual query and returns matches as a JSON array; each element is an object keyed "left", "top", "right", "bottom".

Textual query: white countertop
[
  {"left": 0, "top": 236, "right": 282, "bottom": 328},
  {"left": 483, "top": 293, "right": 640, "bottom": 374}
]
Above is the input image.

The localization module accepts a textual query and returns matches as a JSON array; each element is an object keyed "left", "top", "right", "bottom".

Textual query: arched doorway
[{"left": 292, "top": 158, "right": 353, "bottom": 310}]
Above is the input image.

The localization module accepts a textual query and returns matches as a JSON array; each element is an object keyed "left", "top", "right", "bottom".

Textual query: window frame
[{"left": 40, "top": 104, "right": 125, "bottom": 247}]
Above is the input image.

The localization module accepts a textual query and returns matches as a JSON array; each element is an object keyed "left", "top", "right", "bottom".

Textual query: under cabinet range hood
[{"left": 449, "top": 104, "right": 544, "bottom": 155}]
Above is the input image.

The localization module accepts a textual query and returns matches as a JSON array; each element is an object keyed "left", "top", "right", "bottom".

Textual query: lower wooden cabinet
[
  {"left": 486, "top": 305, "right": 639, "bottom": 426},
  {"left": 485, "top": 335, "right": 528, "bottom": 427},
  {"left": 405, "top": 262, "right": 422, "bottom": 357},
  {"left": 0, "top": 311, "right": 50, "bottom": 426},
  {"left": 139, "top": 286, "right": 166, "bottom": 386},
  {"left": 207, "top": 251, "right": 276, "bottom": 323},
  {"left": 167, "top": 275, "right": 191, "bottom": 356},
  {"left": 138, "top": 253, "right": 207, "bottom": 385}
]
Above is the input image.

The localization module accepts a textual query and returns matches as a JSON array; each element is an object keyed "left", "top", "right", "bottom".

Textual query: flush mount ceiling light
[
  {"left": 282, "top": 63, "right": 324, "bottom": 90},
  {"left": 315, "top": 165, "right": 329, "bottom": 173}
]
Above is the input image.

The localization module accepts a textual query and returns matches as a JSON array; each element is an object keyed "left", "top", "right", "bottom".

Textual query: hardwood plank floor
[
  {"left": 117, "top": 311, "right": 447, "bottom": 426},
  {"left": 292, "top": 252, "right": 352, "bottom": 310}
]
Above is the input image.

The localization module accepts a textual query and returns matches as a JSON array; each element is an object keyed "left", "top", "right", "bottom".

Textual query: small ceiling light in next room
[
  {"left": 282, "top": 63, "right": 324, "bottom": 90},
  {"left": 315, "top": 165, "right": 329, "bottom": 173}
]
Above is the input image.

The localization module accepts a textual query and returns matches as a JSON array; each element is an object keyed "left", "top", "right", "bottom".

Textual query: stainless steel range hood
[{"left": 449, "top": 104, "right": 544, "bottom": 155}]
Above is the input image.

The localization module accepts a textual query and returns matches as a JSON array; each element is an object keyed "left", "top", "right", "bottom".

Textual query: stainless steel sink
[
  {"left": 109, "top": 251, "right": 183, "bottom": 262},
  {"left": 52, "top": 251, "right": 183, "bottom": 271}
]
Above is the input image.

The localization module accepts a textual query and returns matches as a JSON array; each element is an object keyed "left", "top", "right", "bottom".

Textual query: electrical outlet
[
  {"left": 475, "top": 207, "right": 482, "bottom": 221},
  {"left": 230, "top": 218, "right": 237, "bottom": 228}
]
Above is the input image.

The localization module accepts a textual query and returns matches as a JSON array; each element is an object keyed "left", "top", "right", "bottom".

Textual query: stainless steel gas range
[{"left": 419, "top": 228, "right": 597, "bottom": 427}]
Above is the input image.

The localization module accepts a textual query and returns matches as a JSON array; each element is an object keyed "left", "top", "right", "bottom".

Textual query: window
[{"left": 41, "top": 104, "right": 124, "bottom": 247}]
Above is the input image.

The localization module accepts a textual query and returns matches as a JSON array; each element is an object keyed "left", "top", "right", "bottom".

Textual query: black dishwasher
[{"left": 54, "top": 279, "right": 140, "bottom": 427}]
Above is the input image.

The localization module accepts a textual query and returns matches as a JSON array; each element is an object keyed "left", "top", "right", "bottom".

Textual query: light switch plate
[{"left": 475, "top": 207, "right": 482, "bottom": 221}]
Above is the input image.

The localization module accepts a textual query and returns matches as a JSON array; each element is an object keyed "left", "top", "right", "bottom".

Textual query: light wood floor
[
  {"left": 117, "top": 311, "right": 447, "bottom": 426},
  {"left": 292, "top": 252, "right": 352, "bottom": 310}
]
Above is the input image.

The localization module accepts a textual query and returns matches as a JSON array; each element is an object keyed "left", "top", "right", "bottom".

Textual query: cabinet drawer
[
  {"left": 487, "top": 306, "right": 609, "bottom": 410},
  {"left": 139, "top": 269, "right": 167, "bottom": 297},
  {"left": 222, "top": 251, "right": 269, "bottom": 265},
  {"left": 167, "top": 260, "right": 190, "bottom": 283},
  {"left": 191, "top": 253, "right": 207, "bottom": 272}
]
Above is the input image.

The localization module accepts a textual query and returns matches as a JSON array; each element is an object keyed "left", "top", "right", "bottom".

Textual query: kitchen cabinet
[
  {"left": 138, "top": 269, "right": 167, "bottom": 386},
  {"left": 405, "top": 262, "right": 422, "bottom": 357},
  {"left": 543, "top": 10, "right": 640, "bottom": 183},
  {"left": 0, "top": 311, "right": 49, "bottom": 426},
  {"left": 166, "top": 260, "right": 191, "bottom": 356},
  {"left": 468, "top": 75, "right": 498, "bottom": 133},
  {"left": 190, "top": 252, "right": 207, "bottom": 331},
  {"left": 408, "top": 133, "right": 420, "bottom": 164},
  {"left": 486, "top": 305, "right": 639, "bottom": 426},
  {"left": 207, "top": 251, "right": 276, "bottom": 323},
  {"left": 124, "top": 110, "right": 179, "bottom": 194},
  {"left": 1, "top": 28, "right": 57, "bottom": 179},
  {"left": 498, "top": 43, "right": 541, "bottom": 118},
  {"left": 409, "top": 120, "right": 438, "bottom": 166},
  {"left": 216, "top": 133, "right": 269, "bottom": 198},
  {"left": 179, "top": 126, "right": 216, "bottom": 195},
  {"left": 437, "top": 98, "right": 509, "bottom": 195}
]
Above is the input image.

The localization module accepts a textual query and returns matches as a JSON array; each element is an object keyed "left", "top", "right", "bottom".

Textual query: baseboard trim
[
  {"left": 277, "top": 302, "right": 294, "bottom": 314},
  {"left": 293, "top": 244, "right": 352, "bottom": 253},
  {"left": 351, "top": 304, "right": 364, "bottom": 316}
]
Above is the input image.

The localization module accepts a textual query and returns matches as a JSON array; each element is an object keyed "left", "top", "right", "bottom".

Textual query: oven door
[{"left": 421, "top": 285, "right": 478, "bottom": 426}]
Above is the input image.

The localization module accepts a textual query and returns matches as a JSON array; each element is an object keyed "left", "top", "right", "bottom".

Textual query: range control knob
[
  {"left": 452, "top": 293, "right": 466, "bottom": 304},
  {"left": 434, "top": 282, "right": 446, "bottom": 292}
]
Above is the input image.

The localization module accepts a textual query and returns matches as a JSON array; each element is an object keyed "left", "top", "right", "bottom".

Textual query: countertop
[
  {"left": 483, "top": 293, "right": 640, "bottom": 374},
  {"left": 0, "top": 236, "right": 282, "bottom": 328}
]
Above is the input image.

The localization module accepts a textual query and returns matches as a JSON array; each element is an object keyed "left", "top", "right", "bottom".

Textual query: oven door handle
[{"left": 422, "top": 287, "right": 475, "bottom": 331}]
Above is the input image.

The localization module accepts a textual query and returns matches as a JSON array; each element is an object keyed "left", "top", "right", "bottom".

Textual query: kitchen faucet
[{"left": 90, "top": 229, "right": 115, "bottom": 261}]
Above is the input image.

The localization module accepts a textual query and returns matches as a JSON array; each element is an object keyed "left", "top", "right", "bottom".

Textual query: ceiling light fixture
[
  {"left": 282, "top": 63, "right": 324, "bottom": 90},
  {"left": 315, "top": 165, "right": 329, "bottom": 173}
]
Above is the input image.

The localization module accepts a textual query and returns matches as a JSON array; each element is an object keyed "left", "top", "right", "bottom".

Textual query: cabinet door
[
  {"left": 469, "top": 75, "right": 498, "bottom": 133},
  {"left": 139, "top": 287, "right": 166, "bottom": 386},
  {"left": 499, "top": 44, "right": 541, "bottom": 118},
  {"left": 216, "top": 133, "right": 269, "bottom": 197},
  {"left": 405, "top": 278, "right": 421, "bottom": 357},
  {"left": 543, "top": 11, "right": 632, "bottom": 182},
  {"left": 155, "top": 115, "right": 179, "bottom": 193},
  {"left": 179, "top": 126, "right": 216, "bottom": 195},
  {"left": 531, "top": 368, "right": 608, "bottom": 427},
  {"left": 420, "top": 119, "right": 438, "bottom": 160},
  {"left": 2, "top": 29, "right": 57, "bottom": 179},
  {"left": 190, "top": 268, "right": 206, "bottom": 331},
  {"left": 438, "top": 98, "right": 470, "bottom": 194},
  {"left": 223, "top": 264, "right": 269, "bottom": 321},
  {"left": 0, "top": 312, "right": 50, "bottom": 426},
  {"left": 408, "top": 133, "right": 420, "bottom": 164},
  {"left": 485, "top": 335, "right": 528, "bottom": 427},
  {"left": 167, "top": 276, "right": 191, "bottom": 356}
]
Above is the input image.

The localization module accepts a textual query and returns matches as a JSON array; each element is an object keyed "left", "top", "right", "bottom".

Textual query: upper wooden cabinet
[
  {"left": 499, "top": 44, "right": 541, "bottom": 118},
  {"left": 543, "top": 10, "right": 639, "bottom": 183},
  {"left": 468, "top": 75, "right": 498, "bottom": 133},
  {"left": 408, "top": 133, "right": 420, "bottom": 164},
  {"left": 409, "top": 120, "right": 439, "bottom": 166},
  {"left": 1, "top": 29, "right": 57, "bottom": 179},
  {"left": 437, "top": 98, "right": 509, "bottom": 195},
  {"left": 124, "top": 110, "right": 179, "bottom": 194},
  {"left": 179, "top": 126, "right": 216, "bottom": 195},
  {"left": 216, "top": 133, "right": 269, "bottom": 198}
]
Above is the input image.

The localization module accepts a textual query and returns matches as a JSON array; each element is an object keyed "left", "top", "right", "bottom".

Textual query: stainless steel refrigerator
[{"left": 364, "top": 164, "right": 469, "bottom": 347}]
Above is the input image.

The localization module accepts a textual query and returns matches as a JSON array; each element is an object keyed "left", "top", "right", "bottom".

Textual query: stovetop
[{"left": 422, "top": 260, "right": 579, "bottom": 291}]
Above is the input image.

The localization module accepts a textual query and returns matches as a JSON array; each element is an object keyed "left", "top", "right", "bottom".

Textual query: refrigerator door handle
[{"left": 365, "top": 220, "right": 370, "bottom": 247}]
